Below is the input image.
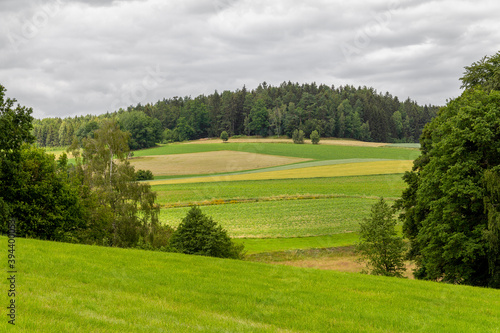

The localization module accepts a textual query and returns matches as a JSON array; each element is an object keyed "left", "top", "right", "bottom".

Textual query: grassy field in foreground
[
  {"left": 5, "top": 236, "right": 499, "bottom": 332},
  {"left": 160, "top": 197, "right": 380, "bottom": 238}
]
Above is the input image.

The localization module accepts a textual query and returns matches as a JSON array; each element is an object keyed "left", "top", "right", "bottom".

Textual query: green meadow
[
  {"left": 159, "top": 197, "right": 378, "bottom": 238},
  {"left": 134, "top": 142, "right": 420, "bottom": 161},
  {"left": 5, "top": 236, "right": 499, "bottom": 332}
]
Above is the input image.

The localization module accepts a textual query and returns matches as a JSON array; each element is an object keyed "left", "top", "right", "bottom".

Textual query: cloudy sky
[{"left": 1, "top": 0, "right": 499, "bottom": 119}]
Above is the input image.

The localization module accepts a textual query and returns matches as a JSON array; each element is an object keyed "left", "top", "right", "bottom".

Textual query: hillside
[{"left": 4, "top": 236, "right": 499, "bottom": 332}]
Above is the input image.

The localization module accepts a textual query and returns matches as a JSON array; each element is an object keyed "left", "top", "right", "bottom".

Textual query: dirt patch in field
[
  {"left": 185, "top": 137, "right": 388, "bottom": 147},
  {"left": 275, "top": 258, "right": 415, "bottom": 279},
  {"left": 249, "top": 246, "right": 415, "bottom": 278},
  {"left": 129, "top": 150, "right": 311, "bottom": 176}
]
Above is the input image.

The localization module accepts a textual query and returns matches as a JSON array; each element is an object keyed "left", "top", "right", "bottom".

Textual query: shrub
[
  {"left": 292, "top": 129, "right": 305, "bottom": 144},
  {"left": 135, "top": 169, "right": 154, "bottom": 181},
  {"left": 169, "top": 206, "right": 244, "bottom": 259},
  {"left": 220, "top": 130, "right": 229, "bottom": 142},
  {"left": 310, "top": 130, "right": 320, "bottom": 144},
  {"left": 356, "top": 198, "right": 407, "bottom": 277}
]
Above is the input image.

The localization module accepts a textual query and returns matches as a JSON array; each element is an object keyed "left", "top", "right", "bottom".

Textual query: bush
[
  {"left": 310, "top": 130, "right": 320, "bottom": 144},
  {"left": 292, "top": 129, "right": 305, "bottom": 144},
  {"left": 135, "top": 169, "right": 154, "bottom": 181},
  {"left": 169, "top": 206, "right": 244, "bottom": 259},
  {"left": 220, "top": 130, "right": 229, "bottom": 142},
  {"left": 356, "top": 198, "right": 407, "bottom": 277}
]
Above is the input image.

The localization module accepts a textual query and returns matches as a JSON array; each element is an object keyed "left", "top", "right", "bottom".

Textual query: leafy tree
[
  {"left": 248, "top": 99, "right": 269, "bottom": 136},
  {"left": 460, "top": 51, "right": 500, "bottom": 91},
  {"left": 75, "top": 120, "right": 99, "bottom": 142},
  {"left": 310, "top": 130, "right": 320, "bottom": 144},
  {"left": 118, "top": 111, "right": 162, "bottom": 149},
  {"left": 175, "top": 116, "right": 195, "bottom": 141},
  {"left": 135, "top": 169, "right": 154, "bottom": 181},
  {"left": 292, "top": 129, "right": 305, "bottom": 144},
  {"left": 70, "top": 119, "right": 161, "bottom": 248},
  {"left": 0, "top": 84, "right": 35, "bottom": 233},
  {"left": 2, "top": 147, "right": 86, "bottom": 241},
  {"left": 397, "top": 52, "right": 500, "bottom": 287},
  {"left": 220, "top": 130, "right": 229, "bottom": 142},
  {"left": 356, "top": 198, "right": 407, "bottom": 277},
  {"left": 170, "top": 206, "right": 244, "bottom": 259},
  {"left": 0, "top": 85, "right": 85, "bottom": 241}
]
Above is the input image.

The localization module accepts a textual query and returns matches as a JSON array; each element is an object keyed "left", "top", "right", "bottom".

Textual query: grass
[
  {"left": 159, "top": 197, "right": 379, "bottom": 238},
  {"left": 234, "top": 233, "right": 360, "bottom": 254},
  {"left": 149, "top": 160, "right": 414, "bottom": 185},
  {"left": 6, "top": 236, "right": 500, "bottom": 332},
  {"left": 134, "top": 142, "right": 420, "bottom": 161},
  {"left": 153, "top": 174, "right": 407, "bottom": 205}
]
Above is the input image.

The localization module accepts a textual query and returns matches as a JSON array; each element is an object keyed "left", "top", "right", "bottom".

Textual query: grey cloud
[{"left": 0, "top": 0, "right": 499, "bottom": 118}]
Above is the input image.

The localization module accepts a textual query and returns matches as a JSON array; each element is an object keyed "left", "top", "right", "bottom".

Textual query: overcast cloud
[{"left": 1, "top": 0, "right": 499, "bottom": 118}]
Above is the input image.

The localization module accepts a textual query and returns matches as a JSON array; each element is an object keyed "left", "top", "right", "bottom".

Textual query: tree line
[
  {"left": 0, "top": 85, "right": 243, "bottom": 258},
  {"left": 33, "top": 82, "right": 439, "bottom": 148}
]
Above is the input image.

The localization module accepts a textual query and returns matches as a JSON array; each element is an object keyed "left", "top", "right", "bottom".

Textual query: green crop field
[
  {"left": 134, "top": 142, "right": 420, "bottom": 161},
  {"left": 234, "top": 233, "right": 361, "bottom": 254},
  {"left": 159, "top": 197, "right": 379, "bottom": 238},
  {"left": 6, "top": 236, "right": 499, "bottom": 332},
  {"left": 153, "top": 174, "right": 407, "bottom": 205}
]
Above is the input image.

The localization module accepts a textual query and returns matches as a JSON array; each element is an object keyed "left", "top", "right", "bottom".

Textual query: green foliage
[
  {"left": 460, "top": 51, "right": 500, "bottom": 91},
  {"left": 1, "top": 146, "right": 86, "bottom": 241},
  {"left": 398, "top": 83, "right": 500, "bottom": 287},
  {"left": 70, "top": 119, "right": 161, "bottom": 248},
  {"left": 292, "top": 129, "right": 305, "bottom": 144},
  {"left": 356, "top": 198, "right": 406, "bottom": 277},
  {"left": 75, "top": 120, "right": 99, "bottom": 142},
  {"left": 248, "top": 99, "right": 269, "bottom": 136},
  {"left": 162, "top": 128, "right": 179, "bottom": 143},
  {"left": 118, "top": 111, "right": 162, "bottom": 150},
  {"left": 310, "top": 130, "right": 320, "bottom": 144},
  {"left": 483, "top": 168, "right": 500, "bottom": 286},
  {"left": 135, "top": 169, "right": 154, "bottom": 181},
  {"left": 169, "top": 206, "right": 244, "bottom": 259},
  {"left": 220, "top": 130, "right": 229, "bottom": 142}
]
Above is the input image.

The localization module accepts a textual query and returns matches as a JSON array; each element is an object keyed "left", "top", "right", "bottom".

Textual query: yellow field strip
[{"left": 148, "top": 160, "right": 414, "bottom": 185}]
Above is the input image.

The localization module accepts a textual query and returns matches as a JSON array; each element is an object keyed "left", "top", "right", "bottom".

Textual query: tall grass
[{"left": 7, "top": 236, "right": 500, "bottom": 332}]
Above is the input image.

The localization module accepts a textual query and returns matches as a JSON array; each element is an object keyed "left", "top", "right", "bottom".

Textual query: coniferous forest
[{"left": 32, "top": 82, "right": 439, "bottom": 148}]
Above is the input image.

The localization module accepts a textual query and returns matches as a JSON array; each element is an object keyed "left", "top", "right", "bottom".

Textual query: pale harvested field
[
  {"left": 186, "top": 137, "right": 388, "bottom": 147},
  {"left": 129, "top": 150, "right": 311, "bottom": 176},
  {"left": 148, "top": 160, "right": 414, "bottom": 185}
]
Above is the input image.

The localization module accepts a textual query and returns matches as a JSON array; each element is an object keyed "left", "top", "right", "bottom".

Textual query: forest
[{"left": 32, "top": 82, "right": 439, "bottom": 148}]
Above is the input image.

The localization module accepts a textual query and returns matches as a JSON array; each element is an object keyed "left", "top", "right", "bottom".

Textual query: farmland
[
  {"left": 16, "top": 138, "right": 500, "bottom": 332},
  {"left": 135, "top": 139, "right": 417, "bottom": 266}
]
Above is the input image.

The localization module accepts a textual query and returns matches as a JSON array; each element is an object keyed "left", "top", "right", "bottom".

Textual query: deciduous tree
[
  {"left": 356, "top": 198, "right": 406, "bottom": 277},
  {"left": 397, "top": 52, "right": 500, "bottom": 287}
]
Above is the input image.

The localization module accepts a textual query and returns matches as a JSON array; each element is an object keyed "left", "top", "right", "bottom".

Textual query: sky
[{"left": 1, "top": 0, "right": 499, "bottom": 119}]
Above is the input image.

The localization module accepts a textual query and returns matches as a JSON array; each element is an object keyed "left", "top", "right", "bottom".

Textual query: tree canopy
[
  {"left": 31, "top": 82, "right": 439, "bottom": 147},
  {"left": 398, "top": 52, "right": 500, "bottom": 288}
]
